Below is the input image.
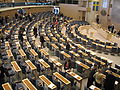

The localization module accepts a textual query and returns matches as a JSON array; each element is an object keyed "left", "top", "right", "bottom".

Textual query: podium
[{"left": 106, "top": 32, "right": 112, "bottom": 40}]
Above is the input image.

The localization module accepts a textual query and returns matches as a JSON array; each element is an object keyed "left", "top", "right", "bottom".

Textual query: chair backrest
[
  {"left": 115, "top": 64, "right": 120, "bottom": 70},
  {"left": 110, "top": 67, "right": 117, "bottom": 73}
]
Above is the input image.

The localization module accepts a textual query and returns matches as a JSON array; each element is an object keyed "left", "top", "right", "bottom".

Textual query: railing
[{"left": 0, "top": 2, "right": 54, "bottom": 8}]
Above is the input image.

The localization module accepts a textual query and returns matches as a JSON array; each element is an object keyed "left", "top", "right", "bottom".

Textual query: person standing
[
  {"left": 66, "top": 42, "right": 70, "bottom": 53},
  {"left": 104, "top": 71, "right": 116, "bottom": 90},
  {"left": 33, "top": 26, "right": 37, "bottom": 38},
  {"left": 15, "top": 13, "right": 18, "bottom": 19},
  {"left": 19, "top": 31, "right": 23, "bottom": 42},
  {"left": 39, "top": 23, "right": 42, "bottom": 35},
  {"left": 40, "top": 35, "right": 45, "bottom": 48},
  {"left": 87, "top": 64, "right": 98, "bottom": 88},
  {"left": 96, "top": 14, "right": 99, "bottom": 24},
  {"left": 111, "top": 24, "right": 114, "bottom": 33},
  {"left": 93, "top": 69, "right": 105, "bottom": 88},
  {"left": 12, "top": 0, "right": 15, "bottom": 7}
]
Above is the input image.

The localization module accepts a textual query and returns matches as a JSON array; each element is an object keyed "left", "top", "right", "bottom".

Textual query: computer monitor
[{"left": 53, "top": 6, "right": 60, "bottom": 15}]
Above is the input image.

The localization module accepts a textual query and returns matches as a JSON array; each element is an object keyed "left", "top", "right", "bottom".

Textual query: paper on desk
[
  {"left": 39, "top": 59, "right": 44, "bottom": 62},
  {"left": 74, "top": 75, "right": 79, "bottom": 78},
  {"left": 56, "top": 62, "right": 60, "bottom": 66},
  {"left": 115, "top": 81, "right": 119, "bottom": 85},
  {"left": 76, "top": 61, "right": 81, "bottom": 64},
  {"left": 89, "top": 85, "right": 96, "bottom": 89},
  {"left": 48, "top": 83, "right": 54, "bottom": 88},
  {"left": 61, "top": 51, "right": 64, "bottom": 53},
  {"left": 70, "top": 51, "right": 73, "bottom": 53}
]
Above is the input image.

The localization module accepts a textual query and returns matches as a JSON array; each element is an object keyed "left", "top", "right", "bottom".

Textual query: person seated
[
  {"left": 71, "top": 82, "right": 77, "bottom": 90},
  {"left": 35, "top": 80, "right": 44, "bottom": 90},
  {"left": 0, "top": 60, "right": 5, "bottom": 89},
  {"left": 20, "top": 26, "right": 25, "bottom": 33},
  {"left": 15, "top": 82, "right": 27, "bottom": 90},
  {"left": 53, "top": 78, "right": 61, "bottom": 90},
  {"left": 117, "top": 31, "right": 120, "bottom": 36},
  {"left": 66, "top": 42, "right": 70, "bottom": 53},
  {"left": 64, "top": 60, "right": 71, "bottom": 70}
]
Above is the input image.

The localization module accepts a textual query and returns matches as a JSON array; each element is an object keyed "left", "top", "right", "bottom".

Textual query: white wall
[
  {"left": 59, "top": 4, "right": 80, "bottom": 20},
  {"left": 59, "top": 4, "right": 87, "bottom": 20}
]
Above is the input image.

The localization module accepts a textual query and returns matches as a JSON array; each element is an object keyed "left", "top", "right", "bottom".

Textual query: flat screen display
[{"left": 102, "top": 0, "right": 108, "bottom": 8}]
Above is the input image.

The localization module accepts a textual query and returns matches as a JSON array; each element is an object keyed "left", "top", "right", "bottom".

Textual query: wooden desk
[
  {"left": 26, "top": 41, "right": 31, "bottom": 48},
  {"left": 48, "top": 33, "right": 53, "bottom": 37},
  {"left": 5, "top": 41, "right": 10, "bottom": 48},
  {"left": 38, "top": 59, "right": 50, "bottom": 69},
  {"left": 66, "top": 70, "right": 82, "bottom": 81},
  {"left": 22, "top": 78, "right": 37, "bottom": 90},
  {"left": 85, "top": 50, "right": 96, "bottom": 56},
  {"left": 23, "top": 36, "right": 27, "bottom": 40},
  {"left": 106, "top": 46, "right": 112, "bottom": 49},
  {"left": 19, "top": 49, "right": 26, "bottom": 58},
  {"left": 101, "top": 57, "right": 113, "bottom": 64},
  {"left": 84, "top": 59, "right": 94, "bottom": 65},
  {"left": 52, "top": 37, "right": 58, "bottom": 42},
  {"left": 51, "top": 44, "right": 59, "bottom": 49},
  {"left": 50, "top": 58, "right": 62, "bottom": 67},
  {"left": 40, "top": 49, "right": 49, "bottom": 58},
  {"left": 76, "top": 61, "right": 90, "bottom": 70},
  {"left": 11, "top": 61, "right": 21, "bottom": 72},
  {"left": 60, "top": 38, "right": 65, "bottom": 42},
  {"left": 66, "top": 70, "right": 82, "bottom": 90},
  {"left": 14, "top": 35, "right": 18, "bottom": 39},
  {"left": 97, "top": 43, "right": 105, "bottom": 48},
  {"left": 60, "top": 44, "right": 66, "bottom": 49},
  {"left": 94, "top": 42, "right": 104, "bottom": 47},
  {"left": 76, "top": 44, "right": 85, "bottom": 49},
  {"left": 67, "top": 38, "right": 74, "bottom": 43},
  {"left": 61, "top": 51, "right": 71, "bottom": 59},
  {"left": 6, "top": 50, "right": 13, "bottom": 58},
  {"left": 53, "top": 72, "right": 71, "bottom": 85},
  {"left": 30, "top": 49, "right": 38, "bottom": 57},
  {"left": 50, "top": 58, "right": 62, "bottom": 71},
  {"left": 56, "top": 34, "right": 61, "bottom": 38},
  {"left": 69, "top": 51, "right": 80, "bottom": 57},
  {"left": 106, "top": 70, "right": 120, "bottom": 78},
  {"left": 31, "top": 37, "right": 35, "bottom": 42},
  {"left": 25, "top": 60, "right": 37, "bottom": 70},
  {"left": 78, "top": 50, "right": 88, "bottom": 57},
  {"left": 15, "top": 42, "right": 20, "bottom": 48},
  {"left": 35, "top": 43, "right": 41, "bottom": 49},
  {"left": 47, "top": 30, "right": 51, "bottom": 33},
  {"left": 44, "top": 36, "right": 50, "bottom": 41},
  {"left": 91, "top": 57, "right": 105, "bottom": 65},
  {"left": 70, "top": 45, "right": 75, "bottom": 49},
  {"left": 39, "top": 75, "right": 57, "bottom": 90},
  {"left": 81, "top": 37, "right": 88, "bottom": 42},
  {"left": 2, "top": 83, "right": 13, "bottom": 90}
]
